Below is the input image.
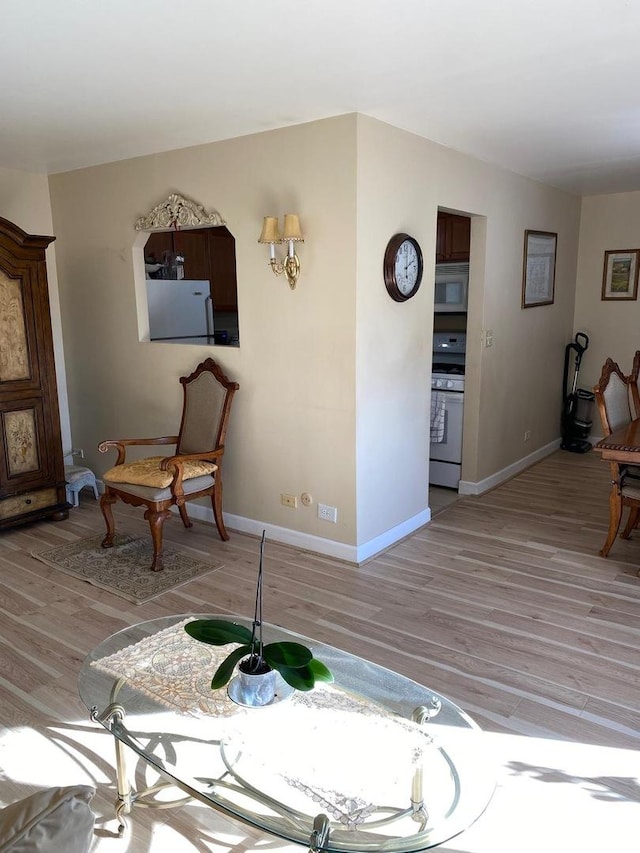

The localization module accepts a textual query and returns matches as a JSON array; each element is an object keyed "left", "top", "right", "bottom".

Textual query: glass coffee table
[{"left": 78, "top": 615, "right": 494, "bottom": 851}]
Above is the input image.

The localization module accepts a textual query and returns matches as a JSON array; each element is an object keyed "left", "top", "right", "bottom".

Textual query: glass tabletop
[{"left": 78, "top": 615, "right": 494, "bottom": 851}]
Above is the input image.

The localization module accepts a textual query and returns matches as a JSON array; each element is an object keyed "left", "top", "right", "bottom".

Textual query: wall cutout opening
[{"left": 136, "top": 193, "right": 239, "bottom": 347}]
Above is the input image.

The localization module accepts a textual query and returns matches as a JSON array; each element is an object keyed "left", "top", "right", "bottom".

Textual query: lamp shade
[
  {"left": 258, "top": 216, "right": 281, "bottom": 244},
  {"left": 282, "top": 214, "right": 303, "bottom": 242}
]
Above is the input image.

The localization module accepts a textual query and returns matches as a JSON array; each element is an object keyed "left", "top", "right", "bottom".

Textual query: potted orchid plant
[{"left": 185, "top": 532, "right": 333, "bottom": 706}]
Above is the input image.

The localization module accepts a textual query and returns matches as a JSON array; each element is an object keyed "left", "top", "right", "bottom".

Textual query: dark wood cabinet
[
  {"left": 0, "top": 217, "right": 69, "bottom": 529},
  {"left": 144, "top": 226, "right": 238, "bottom": 312},
  {"left": 176, "top": 229, "right": 210, "bottom": 281},
  {"left": 436, "top": 213, "right": 470, "bottom": 263},
  {"left": 206, "top": 228, "right": 238, "bottom": 311},
  {"left": 144, "top": 230, "right": 173, "bottom": 266}
]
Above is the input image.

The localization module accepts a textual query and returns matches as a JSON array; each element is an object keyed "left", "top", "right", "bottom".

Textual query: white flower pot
[{"left": 233, "top": 659, "right": 276, "bottom": 706}]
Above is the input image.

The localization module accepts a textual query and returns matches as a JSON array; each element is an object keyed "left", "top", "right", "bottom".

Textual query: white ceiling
[{"left": 3, "top": 0, "right": 640, "bottom": 196}]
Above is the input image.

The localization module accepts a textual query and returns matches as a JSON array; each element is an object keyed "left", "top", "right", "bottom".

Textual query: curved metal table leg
[
  {"left": 309, "top": 813, "right": 330, "bottom": 852},
  {"left": 410, "top": 698, "right": 442, "bottom": 828},
  {"left": 91, "top": 704, "right": 132, "bottom": 836}
]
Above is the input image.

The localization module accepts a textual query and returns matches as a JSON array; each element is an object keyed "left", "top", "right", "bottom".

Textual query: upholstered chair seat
[
  {"left": 620, "top": 480, "right": 640, "bottom": 501},
  {"left": 102, "top": 473, "right": 215, "bottom": 504},
  {"left": 103, "top": 456, "right": 217, "bottom": 490}
]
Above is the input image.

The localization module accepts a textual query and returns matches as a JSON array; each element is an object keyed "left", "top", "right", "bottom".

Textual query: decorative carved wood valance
[{"left": 135, "top": 193, "right": 226, "bottom": 231}]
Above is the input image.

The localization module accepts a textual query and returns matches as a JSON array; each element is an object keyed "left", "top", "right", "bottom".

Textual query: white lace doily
[{"left": 91, "top": 618, "right": 239, "bottom": 716}]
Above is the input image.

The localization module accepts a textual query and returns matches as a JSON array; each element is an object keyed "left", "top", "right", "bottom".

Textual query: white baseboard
[
  {"left": 183, "top": 502, "right": 432, "bottom": 565},
  {"left": 458, "top": 437, "right": 561, "bottom": 496},
  {"left": 96, "top": 480, "right": 431, "bottom": 565},
  {"left": 354, "top": 509, "right": 432, "bottom": 563},
  {"left": 220, "top": 510, "right": 358, "bottom": 562}
]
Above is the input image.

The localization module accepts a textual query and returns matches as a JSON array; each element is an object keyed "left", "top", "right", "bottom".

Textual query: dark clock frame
[{"left": 383, "top": 233, "right": 424, "bottom": 302}]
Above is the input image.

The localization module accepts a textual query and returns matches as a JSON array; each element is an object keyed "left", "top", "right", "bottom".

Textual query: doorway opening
[{"left": 429, "top": 210, "right": 471, "bottom": 510}]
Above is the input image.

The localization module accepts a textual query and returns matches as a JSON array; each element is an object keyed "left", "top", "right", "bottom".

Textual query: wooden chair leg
[
  {"left": 100, "top": 490, "right": 118, "bottom": 548},
  {"left": 211, "top": 478, "right": 229, "bottom": 541},
  {"left": 621, "top": 506, "right": 640, "bottom": 539},
  {"left": 144, "top": 508, "right": 172, "bottom": 572},
  {"left": 178, "top": 503, "right": 193, "bottom": 529},
  {"left": 600, "top": 487, "right": 623, "bottom": 557}
]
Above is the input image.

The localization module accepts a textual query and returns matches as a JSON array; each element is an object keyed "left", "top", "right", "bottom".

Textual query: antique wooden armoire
[{"left": 0, "top": 216, "right": 69, "bottom": 528}]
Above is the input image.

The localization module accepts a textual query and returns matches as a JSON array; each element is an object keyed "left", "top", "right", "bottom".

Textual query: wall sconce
[{"left": 258, "top": 214, "right": 304, "bottom": 289}]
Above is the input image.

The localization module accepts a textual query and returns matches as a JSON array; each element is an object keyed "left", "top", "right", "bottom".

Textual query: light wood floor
[
  {"left": 428, "top": 485, "right": 460, "bottom": 517},
  {"left": 0, "top": 449, "right": 638, "bottom": 852}
]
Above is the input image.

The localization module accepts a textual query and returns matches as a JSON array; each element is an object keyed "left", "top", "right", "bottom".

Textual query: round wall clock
[{"left": 383, "top": 233, "right": 424, "bottom": 302}]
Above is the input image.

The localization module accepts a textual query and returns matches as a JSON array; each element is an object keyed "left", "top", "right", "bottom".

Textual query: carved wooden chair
[
  {"left": 98, "top": 358, "right": 239, "bottom": 571},
  {"left": 593, "top": 358, "right": 640, "bottom": 556},
  {"left": 629, "top": 349, "right": 640, "bottom": 417}
]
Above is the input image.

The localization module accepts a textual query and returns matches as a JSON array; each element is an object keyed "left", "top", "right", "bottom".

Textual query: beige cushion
[
  {"left": 0, "top": 785, "right": 95, "bottom": 852},
  {"left": 621, "top": 480, "right": 640, "bottom": 500},
  {"left": 104, "top": 473, "right": 215, "bottom": 502},
  {"left": 103, "top": 456, "right": 217, "bottom": 488}
]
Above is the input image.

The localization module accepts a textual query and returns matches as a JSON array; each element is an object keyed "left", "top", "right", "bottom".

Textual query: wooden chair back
[
  {"left": 629, "top": 350, "right": 640, "bottom": 419},
  {"left": 176, "top": 358, "right": 239, "bottom": 457},
  {"left": 593, "top": 358, "right": 633, "bottom": 437}
]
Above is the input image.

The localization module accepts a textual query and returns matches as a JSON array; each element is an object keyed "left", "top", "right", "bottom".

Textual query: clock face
[
  {"left": 384, "top": 233, "right": 424, "bottom": 301},
  {"left": 394, "top": 239, "right": 420, "bottom": 294}
]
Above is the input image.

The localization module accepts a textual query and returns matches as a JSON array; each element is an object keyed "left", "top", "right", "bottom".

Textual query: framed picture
[
  {"left": 522, "top": 230, "right": 557, "bottom": 308},
  {"left": 601, "top": 249, "right": 639, "bottom": 301}
]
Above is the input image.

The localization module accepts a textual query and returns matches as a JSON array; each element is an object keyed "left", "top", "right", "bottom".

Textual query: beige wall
[
  {"left": 354, "top": 120, "right": 435, "bottom": 547},
  {"left": 574, "top": 191, "right": 640, "bottom": 392},
  {"left": 0, "top": 166, "right": 72, "bottom": 455},
  {"left": 354, "top": 117, "right": 581, "bottom": 543},
  {"left": 47, "top": 114, "right": 581, "bottom": 558},
  {"left": 48, "top": 116, "right": 359, "bottom": 550}
]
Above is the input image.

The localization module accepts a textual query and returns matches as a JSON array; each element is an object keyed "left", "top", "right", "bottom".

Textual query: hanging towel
[{"left": 430, "top": 392, "right": 446, "bottom": 443}]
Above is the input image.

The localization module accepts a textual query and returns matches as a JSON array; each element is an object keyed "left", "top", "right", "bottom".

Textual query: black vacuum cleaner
[{"left": 561, "top": 332, "right": 594, "bottom": 453}]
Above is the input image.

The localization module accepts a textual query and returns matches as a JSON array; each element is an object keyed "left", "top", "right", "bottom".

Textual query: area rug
[{"left": 31, "top": 533, "right": 223, "bottom": 605}]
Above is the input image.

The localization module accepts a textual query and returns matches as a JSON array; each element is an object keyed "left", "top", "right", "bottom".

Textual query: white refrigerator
[{"left": 146, "top": 280, "right": 214, "bottom": 340}]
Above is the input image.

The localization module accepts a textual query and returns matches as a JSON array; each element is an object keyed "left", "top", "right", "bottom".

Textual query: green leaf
[
  {"left": 210, "top": 645, "right": 251, "bottom": 689},
  {"left": 277, "top": 663, "right": 316, "bottom": 691},
  {"left": 185, "top": 619, "right": 253, "bottom": 647},
  {"left": 262, "top": 642, "right": 312, "bottom": 668},
  {"left": 308, "top": 658, "right": 334, "bottom": 683}
]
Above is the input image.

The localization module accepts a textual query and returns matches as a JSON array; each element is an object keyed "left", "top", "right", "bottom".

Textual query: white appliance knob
[
  {"left": 447, "top": 379, "right": 454, "bottom": 389},
  {"left": 435, "top": 379, "right": 443, "bottom": 388}
]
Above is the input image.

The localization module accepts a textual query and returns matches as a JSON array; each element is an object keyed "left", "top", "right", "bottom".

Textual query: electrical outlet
[
  {"left": 524, "top": 430, "right": 532, "bottom": 442},
  {"left": 281, "top": 493, "right": 297, "bottom": 508},
  {"left": 318, "top": 503, "right": 337, "bottom": 523},
  {"left": 485, "top": 330, "right": 493, "bottom": 348},
  {"left": 301, "top": 492, "right": 312, "bottom": 507}
]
